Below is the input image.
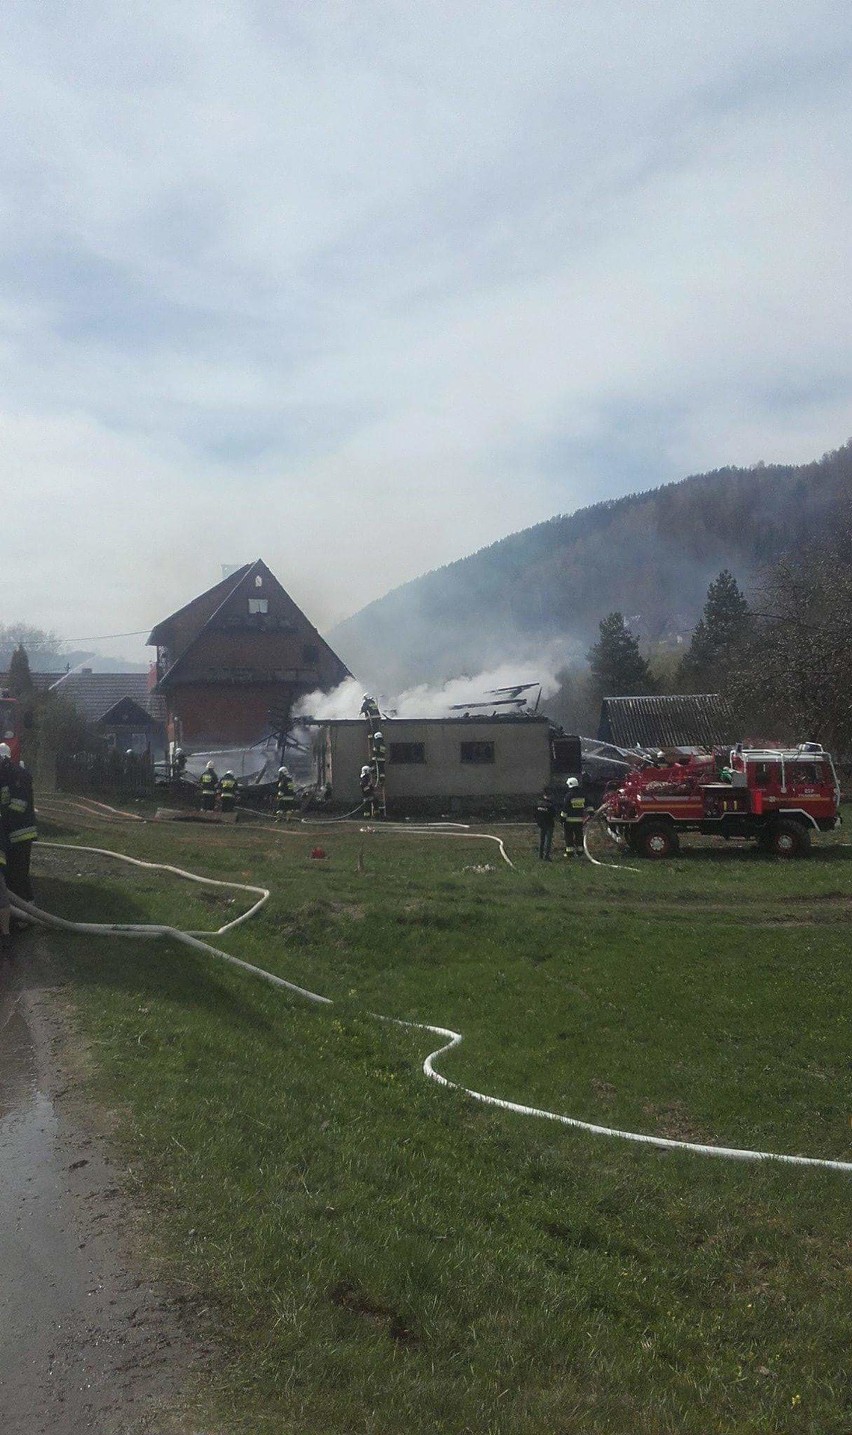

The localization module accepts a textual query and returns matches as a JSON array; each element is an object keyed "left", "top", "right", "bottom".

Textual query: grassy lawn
[{"left": 28, "top": 806, "right": 852, "bottom": 1434}]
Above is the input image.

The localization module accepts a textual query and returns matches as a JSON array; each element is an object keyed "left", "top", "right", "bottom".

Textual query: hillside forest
[{"left": 332, "top": 442, "right": 852, "bottom": 747}]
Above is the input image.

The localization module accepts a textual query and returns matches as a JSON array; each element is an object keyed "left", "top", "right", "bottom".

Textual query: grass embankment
[{"left": 29, "top": 808, "right": 852, "bottom": 1434}]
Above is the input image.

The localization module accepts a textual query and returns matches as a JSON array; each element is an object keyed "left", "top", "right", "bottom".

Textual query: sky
[{"left": 1, "top": 0, "right": 851, "bottom": 665}]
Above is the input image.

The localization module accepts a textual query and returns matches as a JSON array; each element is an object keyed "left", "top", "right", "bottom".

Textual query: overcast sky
[{"left": 2, "top": 1, "right": 851, "bottom": 663}]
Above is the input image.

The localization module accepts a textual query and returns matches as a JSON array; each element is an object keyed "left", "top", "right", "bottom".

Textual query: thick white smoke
[
  {"left": 293, "top": 676, "right": 364, "bottom": 721},
  {"left": 296, "top": 650, "right": 565, "bottom": 723}
]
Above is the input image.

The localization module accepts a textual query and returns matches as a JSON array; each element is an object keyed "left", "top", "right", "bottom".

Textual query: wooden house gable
[{"left": 151, "top": 560, "right": 350, "bottom": 691}]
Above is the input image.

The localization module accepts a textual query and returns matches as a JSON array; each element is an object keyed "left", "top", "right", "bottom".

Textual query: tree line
[{"left": 557, "top": 527, "right": 852, "bottom": 753}]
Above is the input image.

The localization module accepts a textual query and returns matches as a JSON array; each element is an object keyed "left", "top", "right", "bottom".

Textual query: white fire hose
[{"left": 10, "top": 835, "right": 849, "bottom": 1174}]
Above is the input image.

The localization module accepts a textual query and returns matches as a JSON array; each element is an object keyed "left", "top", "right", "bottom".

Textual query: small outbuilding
[{"left": 315, "top": 715, "right": 558, "bottom": 816}]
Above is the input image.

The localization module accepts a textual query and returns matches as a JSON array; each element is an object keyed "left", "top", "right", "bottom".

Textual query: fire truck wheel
[
  {"left": 636, "top": 821, "right": 680, "bottom": 859},
  {"left": 760, "top": 819, "right": 811, "bottom": 858}
]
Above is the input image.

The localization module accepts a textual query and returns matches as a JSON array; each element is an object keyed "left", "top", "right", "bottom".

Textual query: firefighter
[
  {"left": 534, "top": 789, "right": 557, "bottom": 860},
  {"left": 0, "top": 823, "right": 10, "bottom": 953},
  {"left": 370, "top": 729, "right": 386, "bottom": 785},
  {"left": 172, "top": 746, "right": 187, "bottom": 780},
  {"left": 275, "top": 766, "right": 297, "bottom": 820},
  {"left": 199, "top": 761, "right": 218, "bottom": 811},
  {"left": 560, "top": 776, "right": 586, "bottom": 856},
  {"left": 218, "top": 770, "right": 239, "bottom": 814},
  {"left": 359, "top": 764, "right": 376, "bottom": 818},
  {"left": 360, "top": 694, "right": 381, "bottom": 728},
  {"left": 0, "top": 744, "right": 37, "bottom": 899}
]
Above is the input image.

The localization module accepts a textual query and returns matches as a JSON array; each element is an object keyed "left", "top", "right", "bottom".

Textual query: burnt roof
[{"left": 598, "top": 694, "right": 737, "bottom": 749}]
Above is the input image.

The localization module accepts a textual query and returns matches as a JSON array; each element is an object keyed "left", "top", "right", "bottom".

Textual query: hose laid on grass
[
  {"left": 15, "top": 842, "right": 851, "bottom": 1174},
  {"left": 582, "top": 806, "right": 640, "bottom": 872}
]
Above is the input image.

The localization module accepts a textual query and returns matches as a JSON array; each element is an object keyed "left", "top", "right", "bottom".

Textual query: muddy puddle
[{"left": 0, "top": 949, "right": 217, "bottom": 1434}]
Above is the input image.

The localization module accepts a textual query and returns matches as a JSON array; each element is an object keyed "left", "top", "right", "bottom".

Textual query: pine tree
[
  {"left": 8, "top": 644, "right": 34, "bottom": 699},
  {"left": 587, "top": 613, "right": 654, "bottom": 698},
  {"left": 680, "top": 570, "right": 750, "bottom": 691}
]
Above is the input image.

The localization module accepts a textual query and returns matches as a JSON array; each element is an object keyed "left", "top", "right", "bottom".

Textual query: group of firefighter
[
  {"left": 196, "top": 759, "right": 298, "bottom": 820},
  {"left": 0, "top": 741, "right": 37, "bottom": 954},
  {"left": 358, "top": 694, "right": 386, "bottom": 818},
  {"left": 534, "top": 776, "right": 588, "bottom": 860}
]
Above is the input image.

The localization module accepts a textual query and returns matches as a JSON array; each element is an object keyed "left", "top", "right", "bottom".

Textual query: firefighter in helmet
[
  {"left": 559, "top": 775, "right": 586, "bottom": 856},
  {"left": 359, "top": 764, "right": 376, "bottom": 818},
  {"left": 370, "top": 729, "right": 386, "bottom": 785},
  {"left": 199, "top": 760, "right": 218, "bottom": 811},
  {"left": 275, "top": 766, "right": 297, "bottom": 821},
  {"left": 360, "top": 694, "right": 381, "bottom": 728},
  {"left": 218, "top": 770, "right": 239, "bottom": 814},
  {"left": 0, "top": 742, "right": 37, "bottom": 900}
]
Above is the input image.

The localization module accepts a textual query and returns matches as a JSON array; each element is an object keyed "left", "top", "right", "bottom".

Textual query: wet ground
[{"left": 0, "top": 937, "right": 216, "bottom": 1434}]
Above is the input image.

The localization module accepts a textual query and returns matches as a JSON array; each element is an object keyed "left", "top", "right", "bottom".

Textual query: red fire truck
[
  {"left": 603, "top": 743, "right": 841, "bottom": 858},
  {"left": 0, "top": 694, "right": 23, "bottom": 763}
]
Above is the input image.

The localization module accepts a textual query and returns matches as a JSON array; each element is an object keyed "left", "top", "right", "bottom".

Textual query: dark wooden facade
[{"left": 148, "top": 560, "right": 350, "bottom": 748}]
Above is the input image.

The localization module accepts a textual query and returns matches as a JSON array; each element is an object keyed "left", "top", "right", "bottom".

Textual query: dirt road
[{"left": 0, "top": 938, "right": 215, "bottom": 1434}]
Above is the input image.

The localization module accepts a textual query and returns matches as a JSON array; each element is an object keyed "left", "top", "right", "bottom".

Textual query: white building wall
[{"left": 317, "top": 719, "right": 551, "bottom": 807}]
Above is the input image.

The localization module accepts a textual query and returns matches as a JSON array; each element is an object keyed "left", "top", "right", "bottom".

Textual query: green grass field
[{"left": 27, "top": 805, "right": 852, "bottom": 1433}]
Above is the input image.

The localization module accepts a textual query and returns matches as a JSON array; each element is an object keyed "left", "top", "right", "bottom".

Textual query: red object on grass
[{"left": 310, "top": 847, "right": 326, "bottom": 859}]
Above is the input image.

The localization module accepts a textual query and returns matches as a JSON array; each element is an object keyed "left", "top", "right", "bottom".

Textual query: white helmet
[
  {"left": 0, "top": 742, "right": 11, "bottom": 760},
  {"left": 363, "top": 693, "right": 373, "bottom": 702},
  {"left": 279, "top": 766, "right": 289, "bottom": 775},
  {"left": 374, "top": 730, "right": 383, "bottom": 739},
  {"left": 206, "top": 761, "right": 215, "bottom": 771},
  {"left": 566, "top": 777, "right": 579, "bottom": 789},
  {"left": 361, "top": 765, "right": 371, "bottom": 776}
]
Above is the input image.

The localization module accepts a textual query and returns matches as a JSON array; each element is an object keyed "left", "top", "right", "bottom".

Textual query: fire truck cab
[{"left": 604, "top": 743, "right": 840, "bottom": 858}]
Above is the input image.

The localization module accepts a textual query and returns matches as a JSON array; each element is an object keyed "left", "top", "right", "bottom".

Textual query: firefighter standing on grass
[
  {"left": 275, "top": 766, "right": 297, "bottom": 820},
  {"left": 4, "top": 759, "right": 37, "bottom": 898},
  {"left": 0, "top": 817, "right": 11, "bottom": 954},
  {"left": 199, "top": 761, "right": 218, "bottom": 811},
  {"left": 534, "top": 789, "right": 557, "bottom": 860},
  {"left": 560, "top": 776, "right": 586, "bottom": 857},
  {"left": 218, "top": 770, "right": 239, "bottom": 814}
]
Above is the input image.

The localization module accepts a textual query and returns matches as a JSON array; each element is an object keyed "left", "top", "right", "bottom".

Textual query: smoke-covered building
[{"left": 148, "top": 560, "right": 350, "bottom": 750}]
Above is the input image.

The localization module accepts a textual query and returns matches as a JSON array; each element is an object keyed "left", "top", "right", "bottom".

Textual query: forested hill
[{"left": 331, "top": 442, "right": 852, "bottom": 690}]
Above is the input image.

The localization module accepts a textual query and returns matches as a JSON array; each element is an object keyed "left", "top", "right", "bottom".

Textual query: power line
[{"left": 61, "top": 629, "right": 150, "bottom": 643}]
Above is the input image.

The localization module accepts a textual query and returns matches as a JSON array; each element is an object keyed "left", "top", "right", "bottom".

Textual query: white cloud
[{"left": 0, "top": 1, "right": 850, "bottom": 660}]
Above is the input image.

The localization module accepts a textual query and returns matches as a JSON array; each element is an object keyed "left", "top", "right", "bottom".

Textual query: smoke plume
[{"left": 295, "top": 649, "right": 566, "bottom": 723}]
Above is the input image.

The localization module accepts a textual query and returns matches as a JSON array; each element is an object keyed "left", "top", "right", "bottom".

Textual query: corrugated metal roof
[
  {"left": 598, "top": 694, "right": 737, "bottom": 749},
  {"left": 49, "top": 672, "right": 166, "bottom": 725}
]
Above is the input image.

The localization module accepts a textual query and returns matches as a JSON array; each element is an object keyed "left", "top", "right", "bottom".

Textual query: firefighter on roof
[
  {"left": 199, "top": 761, "right": 218, "bottom": 811},
  {"left": 360, "top": 694, "right": 381, "bottom": 727},
  {"left": 275, "top": 766, "right": 297, "bottom": 821},
  {"left": 218, "top": 770, "right": 239, "bottom": 814}
]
